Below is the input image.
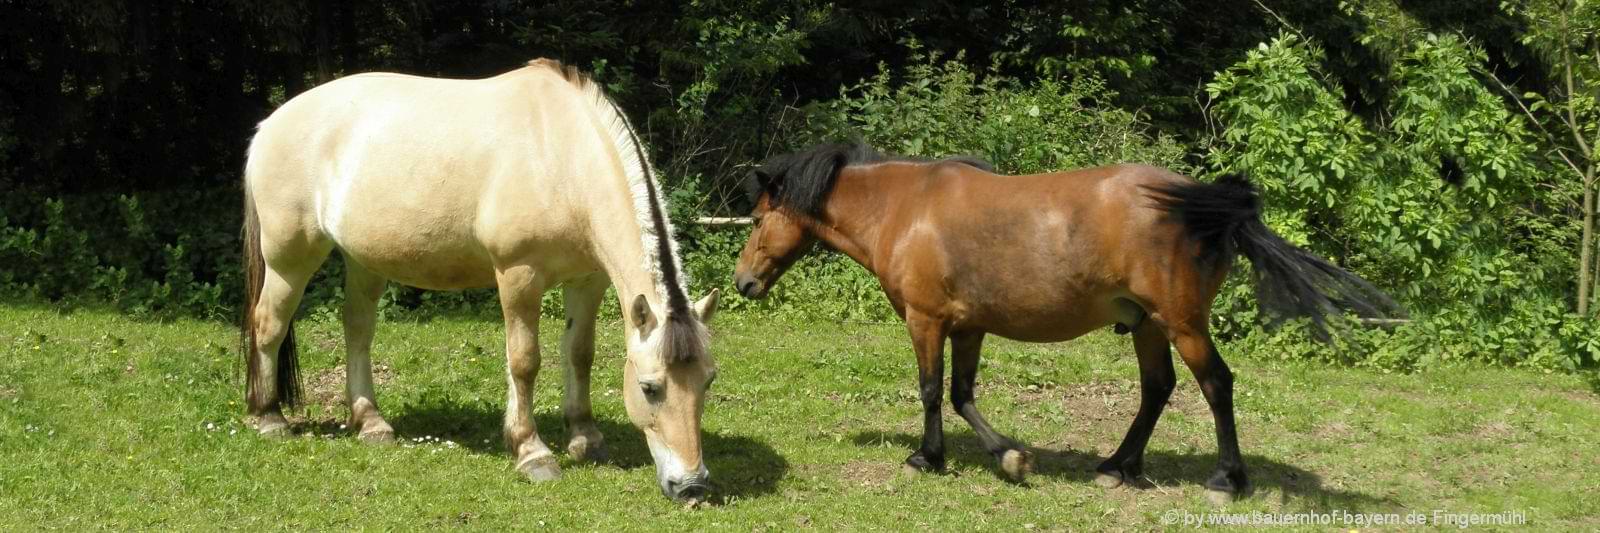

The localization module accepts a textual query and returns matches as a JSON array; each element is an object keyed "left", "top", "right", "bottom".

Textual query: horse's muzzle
[
  {"left": 734, "top": 272, "right": 766, "bottom": 299},
  {"left": 667, "top": 475, "right": 711, "bottom": 502}
]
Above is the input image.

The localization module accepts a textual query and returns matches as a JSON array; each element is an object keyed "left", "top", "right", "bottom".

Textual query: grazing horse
[
  {"left": 241, "top": 59, "right": 721, "bottom": 501},
  {"left": 732, "top": 143, "right": 1399, "bottom": 502}
]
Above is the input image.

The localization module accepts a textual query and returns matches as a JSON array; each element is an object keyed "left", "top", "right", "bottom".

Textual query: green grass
[{"left": 3, "top": 302, "right": 1598, "bottom": 530}]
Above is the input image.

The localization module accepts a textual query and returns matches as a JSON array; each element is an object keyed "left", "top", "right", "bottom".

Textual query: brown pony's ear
[
  {"left": 757, "top": 169, "right": 783, "bottom": 195},
  {"left": 745, "top": 169, "right": 778, "bottom": 208}
]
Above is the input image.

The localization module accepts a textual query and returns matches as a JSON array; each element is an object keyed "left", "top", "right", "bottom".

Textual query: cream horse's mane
[{"left": 529, "top": 59, "right": 705, "bottom": 362}]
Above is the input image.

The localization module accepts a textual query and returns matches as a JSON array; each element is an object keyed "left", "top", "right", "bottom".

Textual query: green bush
[
  {"left": 805, "top": 46, "right": 1190, "bottom": 174},
  {"left": 1204, "top": 34, "right": 1597, "bottom": 371},
  {"left": 1, "top": 190, "right": 239, "bottom": 319}
]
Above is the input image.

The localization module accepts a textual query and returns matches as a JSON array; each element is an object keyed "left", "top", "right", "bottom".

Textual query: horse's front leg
[
  {"left": 496, "top": 266, "right": 560, "bottom": 481},
  {"left": 560, "top": 273, "right": 609, "bottom": 463},
  {"left": 950, "top": 331, "right": 1034, "bottom": 482},
  {"left": 903, "top": 311, "right": 948, "bottom": 474}
]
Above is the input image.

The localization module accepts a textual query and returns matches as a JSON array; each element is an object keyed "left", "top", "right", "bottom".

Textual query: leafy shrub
[
  {"left": 806, "top": 45, "right": 1190, "bottom": 174},
  {"left": 1205, "top": 34, "right": 1597, "bottom": 371}
]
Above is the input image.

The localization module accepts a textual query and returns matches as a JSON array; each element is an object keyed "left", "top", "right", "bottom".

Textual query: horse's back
[
  {"left": 897, "top": 163, "right": 1195, "bottom": 340},
  {"left": 245, "top": 65, "right": 599, "bottom": 290}
]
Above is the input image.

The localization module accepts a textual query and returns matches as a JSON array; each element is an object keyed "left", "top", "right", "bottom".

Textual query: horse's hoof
[
  {"left": 1203, "top": 468, "right": 1247, "bottom": 503},
  {"left": 256, "top": 414, "right": 290, "bottom": 438},
  {"left": 1000, "top": 449, "right": 1034, "bottom": 483},
  {"left": 1094, "top": 471, "right": 1126, "bottom": 489},
  {"left": 1205, "top": 488, "right": 1236, "bottom": 505},
  {"left": 567, "top": 439, "right": 608, "bottom": 464},
  {"left": 357, "top": 428, "right": 395, "bottom": 444},
  {"left": 518, "top": 455, "right": 562, "bottom": 482},
  {"left": 903, "top": 454, "right": 944, "bottom": 475}
]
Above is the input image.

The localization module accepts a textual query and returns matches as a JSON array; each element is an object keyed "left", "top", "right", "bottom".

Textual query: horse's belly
[
  {"left": 350, "top": 249, "right": 497, "bottom": 290},
  {"left": 976, "top": 301, "right": 1118, "bottom": 342},
  {"left": 952, "top": 278, "right": 1123, "bottom": 342},
  {"left": 333, "top": 216, "right": 498, "bottom": 290},
  {"left": 342, "top": 241, "right": 497, "bottom": 290}
]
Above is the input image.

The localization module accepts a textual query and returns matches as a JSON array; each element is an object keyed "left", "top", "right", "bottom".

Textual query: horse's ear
[
  {"left": 693, "top": 289, "right": 720, "bottom": 324},
  {"left": 630, "top": 294, "right": 657, "bottom": 335},
  {"left": 754, "top": 169, "right": 781, "bottom": 193}
]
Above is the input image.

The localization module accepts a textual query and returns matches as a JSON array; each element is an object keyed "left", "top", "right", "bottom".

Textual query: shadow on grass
[
  {"left": 379, "top": 395, "right": 788, "bottom": 500},
  {"left": 850, "top": 430, "right": 1396, "bottom": 510}
]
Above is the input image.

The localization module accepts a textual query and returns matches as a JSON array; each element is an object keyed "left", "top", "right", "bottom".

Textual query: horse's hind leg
[
  {"left": 342, "top": 257, "right": 394, "bottom": 442},
  {"left": 1095, "top": 320, "right": 1176, "bottom": 489},
  {"left": 949, "top": 331, "right": 1033, "bottom": 483},
  {"left": 249, "top": 241, "right": 331, "bottom": 435},
  {"left": 1170, "top": 319, "right": 1249, "bottom": 503},
  {"left": 560, "top": 273, "right": 608, "bottom": 463},
  {"left": 495, "top": 265, "right": 560, "bottom": 481}
]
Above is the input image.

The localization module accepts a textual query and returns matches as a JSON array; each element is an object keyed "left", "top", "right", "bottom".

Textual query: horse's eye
[{"left": 640, "top": 380, "right": 664, "bottom": 399}]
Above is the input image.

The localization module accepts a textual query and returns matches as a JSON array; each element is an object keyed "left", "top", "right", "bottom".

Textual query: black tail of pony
[
  {"left": 1144, "top": 175, "right": 1404, "bottom": 337},
  {"left": 241, "top": 186, "right": 301, "bottom": 412}
]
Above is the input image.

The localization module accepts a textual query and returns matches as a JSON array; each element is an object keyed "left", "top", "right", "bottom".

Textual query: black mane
[{"left": 745, "top": 142, "right": 993, "bottom": 214}]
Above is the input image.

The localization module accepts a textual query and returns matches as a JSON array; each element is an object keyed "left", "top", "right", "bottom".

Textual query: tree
[{"left": 1491, "top": 0, "right": 1600, "bottom": 314}]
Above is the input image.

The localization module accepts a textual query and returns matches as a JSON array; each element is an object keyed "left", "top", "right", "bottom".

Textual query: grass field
[{"left": 3, "top": 302, "right": 1598, "bottom": 530}]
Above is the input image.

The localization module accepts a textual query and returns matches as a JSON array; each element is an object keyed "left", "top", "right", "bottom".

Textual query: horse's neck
[
  {"left": 584, "top": 202, "right": 670, "bottom": 311},
  {"left": 812, "top": 167, "right": 901, "bottom": 271}
]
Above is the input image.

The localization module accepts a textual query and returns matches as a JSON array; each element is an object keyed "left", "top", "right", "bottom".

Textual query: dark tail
[
  {"left": 241, "top": 186, "right": 300, "bottom": 412},
  {"left": 1144, "top": 174, "right": 1404, "bottom": 337}
]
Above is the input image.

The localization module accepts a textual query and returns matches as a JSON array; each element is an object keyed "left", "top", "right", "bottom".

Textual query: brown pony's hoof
[
  {"left": 1000, "top": 449, "right": 1034, "bottom": 483},
  {"left": 518, "top": 455, "right": 562, "bottom": 482},
  {"left": 1093, "top": 471, "right": 1127, "bottom": 489},
  {"left": 902, "top": 453, "right": 944, "bottom": 476},
  {"left": 1205, "top": 489, "right": 1237, "bottom": 506}
]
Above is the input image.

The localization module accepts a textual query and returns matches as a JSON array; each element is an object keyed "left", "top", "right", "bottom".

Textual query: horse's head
[
  {"left": 622, "top": 290, "right": 719, "bottom": 502},
  {"left": 734, "top": 168, "right": 820, "bottom": 299}
]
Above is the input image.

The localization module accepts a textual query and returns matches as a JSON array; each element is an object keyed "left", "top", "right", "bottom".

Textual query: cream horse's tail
[{"left": 241, "top": 185, "right": 301, "bottom": 411}]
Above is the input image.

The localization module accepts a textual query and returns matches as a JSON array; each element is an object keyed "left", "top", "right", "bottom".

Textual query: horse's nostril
[
  {"left": 737, "top": 279, "right": 755, "bottom": 297},
  {"left": 673, "top": 482, "right": 710, "bottom": 502}
]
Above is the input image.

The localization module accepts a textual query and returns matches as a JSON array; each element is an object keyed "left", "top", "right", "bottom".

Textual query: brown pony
[{"left": 732, "top": 143, "right": 1399, "bottom": 502}]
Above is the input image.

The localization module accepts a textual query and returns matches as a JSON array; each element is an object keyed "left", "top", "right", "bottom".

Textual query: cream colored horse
[{"left": 241, "top": 59, "right": 720, "bottom": 501}]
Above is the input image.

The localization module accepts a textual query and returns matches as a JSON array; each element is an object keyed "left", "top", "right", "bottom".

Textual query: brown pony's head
[
  {"left": 733, "top": 144, "right": 862, "bottom": 298},
  {"left": 733, "top": 143, "right": 994, "bottom": 299},
  {"left": 733, "top": 178, "right": 818, "bottom": 299}
]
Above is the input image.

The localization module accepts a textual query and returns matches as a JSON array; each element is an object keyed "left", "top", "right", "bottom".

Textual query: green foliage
[
  {"left": 1205, "top": 33, "right": 1596, "bottom": 370},
  {"left": 0, "top": 192, "right": 237, "bottom": 319},
  {"left": 807, "top": 47, "right": 1190, "bottom": 174}
]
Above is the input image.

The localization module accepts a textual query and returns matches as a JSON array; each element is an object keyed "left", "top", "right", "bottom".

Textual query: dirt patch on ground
[
  {"left": 1471, "top": 419, "right": 1516, "bottom": 441},
  {"left": 1313, "top": 420, "right": 1353, "bottom": 440},
  {"left": 1058, "top": 381, "right": 1138, "bottom": 424},
  {"left": 0, "top": 385, "right": 17, "bottom": 399},
  {"left": 838, "top": 459, "right": 899, "bottom": 488},
  {"left": 305, "top": 363, "right": 395, "bottom": 408}
]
